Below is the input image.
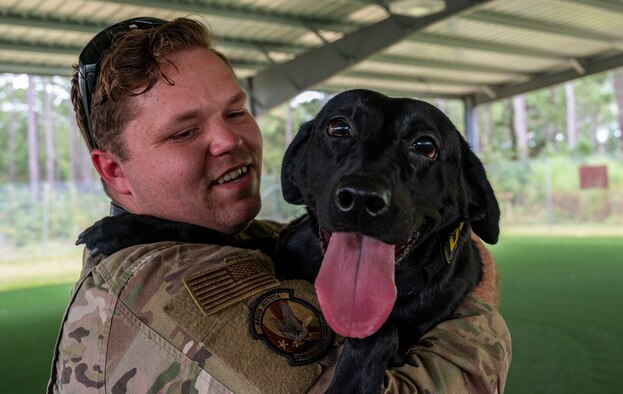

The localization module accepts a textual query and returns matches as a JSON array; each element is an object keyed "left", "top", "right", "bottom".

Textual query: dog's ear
[
  {"left": 461, "top": 143, "right": 500, "bottom": 244},
  {"left": 281, "top": 120, "right": 313, "bottom": 205}
]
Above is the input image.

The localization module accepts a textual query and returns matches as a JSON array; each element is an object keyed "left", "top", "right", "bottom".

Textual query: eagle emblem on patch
[{"left": 250, "top": 288, "right": 334, "bottom": 365}]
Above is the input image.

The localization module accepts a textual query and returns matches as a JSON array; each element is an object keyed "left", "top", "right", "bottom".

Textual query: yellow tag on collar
[{"left": 444, "top": 222, "right": 465, "bottom": 264}]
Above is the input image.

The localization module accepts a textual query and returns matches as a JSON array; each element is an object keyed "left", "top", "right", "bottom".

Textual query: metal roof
[{"left": 0, "top": 0, "right": 622, "bottom": 115}]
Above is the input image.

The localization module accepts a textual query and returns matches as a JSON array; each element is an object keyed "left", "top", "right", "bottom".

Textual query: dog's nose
[{"left": 335, "top": 178, "right": 390, "bottom": 217}]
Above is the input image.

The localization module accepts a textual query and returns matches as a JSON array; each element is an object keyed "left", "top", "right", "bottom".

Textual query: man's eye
[
  {"left": 411, "top": 136, "right": 438, "bottom": 158},
  {"left": 327, "top": 117, "right": 352, "bottom": 137},
  {"left": 227, "top": 109, "right": 247, "bottom": 119},
  {"left": 171, "top": 128, "right": 198, "bottom": 140}
]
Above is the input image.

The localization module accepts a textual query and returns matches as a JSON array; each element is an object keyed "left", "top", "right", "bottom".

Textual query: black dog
[{"left": 275, "top": 89, "right": 500, "bottom": 393}]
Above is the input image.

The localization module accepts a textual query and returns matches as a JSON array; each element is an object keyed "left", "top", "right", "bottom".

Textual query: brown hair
[{"left": 70, "top": 17, "right": 231, "bottom": 159}]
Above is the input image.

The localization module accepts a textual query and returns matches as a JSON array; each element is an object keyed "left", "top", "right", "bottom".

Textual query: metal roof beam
[
  {"left": 342, "top": 70, "right": 488, "bottom": 88},
  {"left": 218, "top": 37, "right": 307, "bottom": 54},
  {"left": 242, "top": 0, "right": 487, "bottom": 116},
  {"left": 566, "top": 0, "right": 623, "bottom": 13},
  {"left": 99, "top": 0, "right": 363, "bottom": 31},
  {"left": 410, "top": 32, "right": 569, "bottom": 60},
  {"left": 0, "top": 62, "right": 70, "bottom": 76},
  {"left": 0, "top": 40, "right": 78, "bottom": 56},
  {"left": 373, "top": 54, "right": 531, "bottom": 78},
  {"left": 464, "top": 10, "right": 618, "bottom": 43},
  {"left": 317, "top": 84, "right": 464, "bottom": 100},
  {"left": 0, "top": 13, "right": 107, "bottom": 33},
  {"left": 470, "top": 52, "right": 623, "bottom": 106},
  {"left": 218, "top": 37, "right": 531, "bottom": 79}
]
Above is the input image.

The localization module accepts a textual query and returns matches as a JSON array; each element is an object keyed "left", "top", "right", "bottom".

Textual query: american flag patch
[{"left": 184, "top": 257, "right": 279, "bottom": 316}]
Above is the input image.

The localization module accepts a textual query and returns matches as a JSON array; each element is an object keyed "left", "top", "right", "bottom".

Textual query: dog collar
[{"left": 443, "top": 222, "right": 469, "bottom": 264}]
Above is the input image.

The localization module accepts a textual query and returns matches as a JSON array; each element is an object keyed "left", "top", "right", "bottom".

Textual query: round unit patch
[{"left": 250, "top": 288, "right": 334, "bottom": 365}]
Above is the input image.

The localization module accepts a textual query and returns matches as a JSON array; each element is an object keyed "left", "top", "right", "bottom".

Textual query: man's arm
[
  {"left": 382, "top": 295, "right": 512, "bottom": 393},
  {"left": 382, "top": 235, "right": 509, "bottom": 393},
  {"left": 472, "top": 232, "right": 500, "bottom": 308}
]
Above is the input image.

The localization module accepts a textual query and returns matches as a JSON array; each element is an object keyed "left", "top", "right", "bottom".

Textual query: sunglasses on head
[{"left": 78, "top": 17, "right": 167, "bottom": 150}]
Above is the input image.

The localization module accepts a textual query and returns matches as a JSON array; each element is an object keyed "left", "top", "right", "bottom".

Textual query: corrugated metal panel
[
  {"left": 320, "top": 75, "right": 476, "bottom": 96},
  {"left": 427, "top": 18, "right": 611, "bottom": 57},
  {"left": 492, "top": 0, "right": 623, "bottom": 38},
  {"left": 353, "top": 61, "right": 527, "bottom": 85},
  {"left": 382, "top": 41, "right": 562, "bottom": 72},
  {"left": 0, "top": 0, "right": 621, "bottom": 103}
]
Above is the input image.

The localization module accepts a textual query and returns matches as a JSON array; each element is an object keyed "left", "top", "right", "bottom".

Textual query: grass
[
  {"left": 0, "top": 242, "right": 81, "bottom": 291},
  {"left": 0, "top": 234, "right": 622, "bottom": 393},
  {"left": 491, "top": 235, "right": 623, "bottom": 394},
  {"left": 0, "top": 283, "right": 73, "bottom": 393}
]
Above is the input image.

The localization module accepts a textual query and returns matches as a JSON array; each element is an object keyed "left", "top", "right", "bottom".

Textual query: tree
[
  {"left": 482, "top": 104, "right": 493, "bottom": 148},
  {"left": 565, "top": 81, "right": 577, "bottom": 150},
  {"left": 613, "top": 68, "right": 623, "bottom": 149},
  {"left": 6, "top": 83, "right": 18, "bottom": 182},
  {"left": 26, "top": 75, "right": 40, "bottom": 197},
  {"left": 513, "top": 94, "right": 528, "bottom": 159},
  {"left": 43, "top": 76, "right": 55, "bottom": 184}
]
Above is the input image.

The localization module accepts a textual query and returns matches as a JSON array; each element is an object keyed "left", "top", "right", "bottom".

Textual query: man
[{"left": 49, "top": 17, "right": 511, "bottom": 393}]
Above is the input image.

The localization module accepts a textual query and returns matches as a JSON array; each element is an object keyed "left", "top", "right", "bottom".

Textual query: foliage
[
  {"left": 256, "top": 94, "right": 327, "bottom": 176},
  {"left": 0, "top": 69, "right": 622, "bottom": 248},
  {"left": 0, "top": 182, "right": 109, "bottom": 247},
  {"left": 0, "top": 75, "right": 83, "bottom": 184},
  {"left": 478, "top": 70, "right": 622, "bottom": 160},
  {"left": 487, "top": 154, "right": 623, "bottom": 225}
]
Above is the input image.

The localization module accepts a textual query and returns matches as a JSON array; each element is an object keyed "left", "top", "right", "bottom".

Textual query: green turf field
[
  {"left": 490, "top": 235, "right": 623, "bottom": 394},
  {"left": 0, "top": 235, "right": 622, "bottom": 393},
  {"left": 0, "top": 283, "right": 72, "bottom": 393}
]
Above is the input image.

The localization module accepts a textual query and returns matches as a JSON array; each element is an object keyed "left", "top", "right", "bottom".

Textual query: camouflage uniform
[{"left": 48, "top": 219, "right": 511, "bottom": 394}]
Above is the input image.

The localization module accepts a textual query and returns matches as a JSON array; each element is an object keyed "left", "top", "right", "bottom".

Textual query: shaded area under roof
[{"left": 0, "top": 0, "right": 621, "bottom": 115}]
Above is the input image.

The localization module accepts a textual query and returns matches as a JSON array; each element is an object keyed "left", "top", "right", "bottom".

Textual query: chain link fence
[{"left": 1, "top": 154, "right": 621, "bottom": 251}]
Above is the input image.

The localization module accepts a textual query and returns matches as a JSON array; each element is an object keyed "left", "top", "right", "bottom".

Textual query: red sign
[{"left": 579, "top": 165, "right": 608, "bottom": 189}]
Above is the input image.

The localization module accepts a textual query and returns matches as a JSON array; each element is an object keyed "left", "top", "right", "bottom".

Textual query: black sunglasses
[{"left": 78, "top": 17, "right": 167, "bottom": 150}]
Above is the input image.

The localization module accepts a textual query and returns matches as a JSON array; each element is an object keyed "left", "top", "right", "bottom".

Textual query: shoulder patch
[
  {"left": 250, "top": 288, "right": 334, "bottom": 366},
  {"left": 184, "top": 256, "right": 279, "bottom": 316}
]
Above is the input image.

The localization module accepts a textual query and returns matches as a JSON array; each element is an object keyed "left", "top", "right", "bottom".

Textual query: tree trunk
[
  {"left": 80, "top": 136, "right": 93, "bottom": 183},
  {"left": 43, "top": 76, "right": 55, "bottom": 184},
  {"left": 68, "top": 99, "right": 78, "bottom": 183},
  {"left": 565, "top": 81, "right": 577, "bottom": 150},
  {"left": 513, "top": 94, "right": 528, "bottom": 159},
  {"left": 27, "top": 75, "right": 41, "bottom": 198},
  {"left": 7, "top": 84, "right": 17, "bottom": 182},
  {"left": 483, "top": 104, "right": 493, "bottom": 147},
  {"left": 507, "top": 99, "right": 517, "bottom": 160},
  {"left": 613, "top": 68, "right": 623, "bottom": 149}
]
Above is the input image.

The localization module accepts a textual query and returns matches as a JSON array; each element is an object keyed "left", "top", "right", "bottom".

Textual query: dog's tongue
[{"left": 315, "top": 232, "right": 396, "bottom": 338}]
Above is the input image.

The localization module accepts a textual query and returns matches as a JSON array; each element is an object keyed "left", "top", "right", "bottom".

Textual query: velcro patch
[
  {"left": 250, "top": 288, "right": 334, "bottom": 366},
  {"left": 184, "top": 257, "right": 279, "bottom": 316}
]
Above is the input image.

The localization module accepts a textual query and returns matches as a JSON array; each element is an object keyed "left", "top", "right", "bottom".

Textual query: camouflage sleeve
[{"left": 382, "top": 295, "right": 512, "bottom": 394}]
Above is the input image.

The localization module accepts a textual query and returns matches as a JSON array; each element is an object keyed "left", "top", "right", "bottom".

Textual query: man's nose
[{"left": 208, "top": 122, "right": 243, "bottom": 156}]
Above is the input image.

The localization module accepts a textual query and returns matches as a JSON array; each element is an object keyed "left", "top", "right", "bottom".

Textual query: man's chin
[{"left": 212, "top": 198, "right": 262, "bottom": 235}]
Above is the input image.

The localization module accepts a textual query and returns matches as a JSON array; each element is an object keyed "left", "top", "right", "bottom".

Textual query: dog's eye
[
  {"left": 327, "top": 118, "right": 352, "bottom": 137},
  {"left": 412, "top": 136, "right": 438, "bottom": 158}
]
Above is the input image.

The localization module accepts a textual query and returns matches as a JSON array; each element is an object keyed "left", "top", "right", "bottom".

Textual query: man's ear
[{"left": 91, "top": 150, "right": 132, "bottom": 196}]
